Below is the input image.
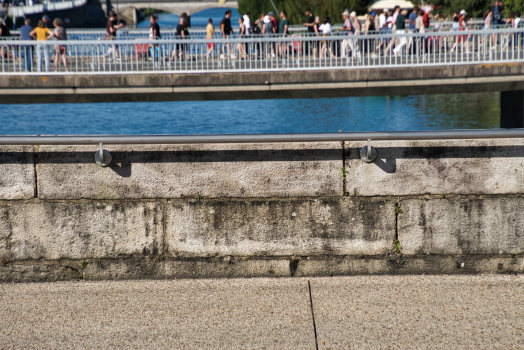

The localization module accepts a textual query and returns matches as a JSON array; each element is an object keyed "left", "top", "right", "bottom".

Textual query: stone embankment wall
[{"left": 1, "top": 140, "right": 523, "bottom": 282}]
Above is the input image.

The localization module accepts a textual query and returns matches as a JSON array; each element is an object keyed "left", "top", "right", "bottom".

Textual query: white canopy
[{"left": 369, "top": 0, "right": 415, "bottom": 11}]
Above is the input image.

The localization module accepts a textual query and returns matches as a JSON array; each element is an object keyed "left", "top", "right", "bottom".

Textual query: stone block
[
  {"left": 166, "top": 197, "right": 395, "bottom": 258},
  {"left": 0, "top": 201, "right": 163, "bottom": 260},
  {"left": 36, "top": 143, "right": 343, "bottom": 199},
  {"left": 0, "top": 146, "right": 35, "bottom": 199},
  {"left": 398, "top": 197, "right": 524, "bottom": 255},
  {"left": 0, "top": 264, "right": 79, "bottom": 283},
  {"left": 345, "top": 139, "right": 524, "bottom": 196},
  {"left": 83, "top": 258, "right": 291, "bottom": 280}
]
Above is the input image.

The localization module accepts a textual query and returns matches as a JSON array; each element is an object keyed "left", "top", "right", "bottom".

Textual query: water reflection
[{"left": 0, "top": 93, "right": 500, "bottom": 135}]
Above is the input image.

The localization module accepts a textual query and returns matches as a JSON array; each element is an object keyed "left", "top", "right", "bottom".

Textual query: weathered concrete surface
[
  {"left": 1, "top": 63, "right": 524, "bottom": 103},
  {"left": 83, "top": 258, "right": 292, "bottom": 280},
  {"left": 0, "top": 200, "right": 163, "bottom": 260},
  {"left": 399, "top": 197, "right": 524, "bottom": 255},
  {"left": 295, "top": 255, "right": 524, "bottom": 276},
  {"left": 311, "top": 275, "right": 524, "bottom": 349},
  {"left": 0, "top": 264, "right": 80, "bottom": 283},
  {"left": 166, "top": 197, "right": 395, "bottom": 258},
  {"left": 346, "top": 139, "right": 524, "bottom": 196},
  {"left": 0, "top": 146, "right": 35, "bottom": 200},
  {"left": 0, "top": 278, "right": 315, "bottom": 349},
  {"left": 36, "top": 143, "right": 342, "bottom": 199}
]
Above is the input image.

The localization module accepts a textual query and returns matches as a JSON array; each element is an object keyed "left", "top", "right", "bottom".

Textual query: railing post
[{"left": 501, "top": 91, "right": 524, "bottom": 128}]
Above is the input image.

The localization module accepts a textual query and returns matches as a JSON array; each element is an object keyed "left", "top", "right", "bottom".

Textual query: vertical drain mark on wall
[
  {"left": 308, "top": 280, "right": 319, "bottom": 350},
  {"left": 341, "top": 141, "right": 348, "bottom": 197},
  {"left": 33, "top": 145, "right": 39, "bottom": 198},
  {"left": 394, "top": 197, "right": 402, "bottom": 254}
]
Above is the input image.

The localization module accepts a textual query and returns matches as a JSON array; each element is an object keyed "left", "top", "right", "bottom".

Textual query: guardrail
[
  {"left": 1, "top": 28, "right": 523, "bottom": 74},
  {"left": 1, "top": 129, "right": 523, "bottom": 166}
]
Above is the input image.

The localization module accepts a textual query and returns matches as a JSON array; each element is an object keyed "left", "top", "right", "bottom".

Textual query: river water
[{"left": 1, "top": 93, "right": 500, "bottom": 135}]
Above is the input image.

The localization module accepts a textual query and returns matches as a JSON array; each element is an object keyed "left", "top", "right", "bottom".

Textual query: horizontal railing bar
[
  {"left": 1, "top": 129, "right": 523, "bottom": 145},
  {"left": 2, "top": 28, "right": 523, "bottom": 46}
]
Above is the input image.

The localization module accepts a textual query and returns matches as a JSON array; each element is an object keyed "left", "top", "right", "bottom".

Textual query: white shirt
[
  {"left": 243, "top": 15, "right": 251, "bottom": 32},
  {"left": 515, "top": 18, "right": 521, "bottom": 28},
  {"left": 379, "top": 13, "right": 386, "bottom": 28},
  {"left": 319, "top": 23, "right": 333, "bottom": 34}
]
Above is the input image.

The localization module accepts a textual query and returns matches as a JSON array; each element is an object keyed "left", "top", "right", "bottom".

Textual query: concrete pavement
[{"left": 1, "top": 275, "right": 523, "bottom": 349}]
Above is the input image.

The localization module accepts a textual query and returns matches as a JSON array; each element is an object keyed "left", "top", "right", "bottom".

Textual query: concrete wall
[
  {"left": 1, "top": 140, "right": 524, "bottom": 282},
  {"left": 2, "top": 63, "right": 524, "bottom": 104}
]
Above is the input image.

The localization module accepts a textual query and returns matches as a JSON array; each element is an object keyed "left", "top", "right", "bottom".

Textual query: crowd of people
[{"left": 4, "top": 1, "right": 524, "bottom": 71}]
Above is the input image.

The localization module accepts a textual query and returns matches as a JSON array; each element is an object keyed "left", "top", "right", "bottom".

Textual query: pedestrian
[
  {"left": 205, "top": 18, "right": 214, "bottom": 58},
  {"left": 105, "top": 11, "right": 124, "bottom": 60},
  {"left": 267, "top": 11, "right": 278, "bottom": 57},
  {"left": 375, "top": 16, "right": 392, "bottom": 56},
  {"left": 148, "top": 15, "right": 160, "bottom": 63},
  {"left": 278, "top": 11, "right": 289, "bottom": 57},
  {"left": 220, "top": 10, "right": 234, "bottom": 59},
  {"left": 0, "top": 17, "right": 10, "bottom": 59},
  {"left": 51, "top": 18, "right": 67, "bottom": 72},
  {"left": 243, "top": 11, "right": 251, "bottom": 34},
  {"left": 492, "top": 0, "right": 505, "bottom": 26},
  {"left": 304, "top": 7, "right": 315, "bottom": 56},
  {"left": 30, "top": 19, "right": 52, "bottom": 72},
  {"left": 340, "top": 10, "right": 354, "bottom": 58},
  {"left": 364, "top": 12, "right": 376, "bottom": 55},
  {"left": 149, "top": 14, "right": 160, "bottom": 39},
  {"left": 379, "top": 9, "right": 388, "bottom": 28},
  {"left": 237, "top": 16, "right": 245, "bottom": 59},
  {"left": 262, "top": 15, "right": 274, "bottom": 58},
  {"left": 416, "top": 10, "right": 425, "bottom": 32},
  {"left": 393, "top": 9, "right": 412, "bottom": 56},
  {"left": 319, "top": 17, "right": 334, "bottom": 58},
  {"left": 19, "top": 18, "right": 33, "bottom": 72},
  {"left": 170, "top": 17, "right": 187, "bottom": 61},
  {"left": 392, "top": 6, "right": 400, "bottom": 30},
  {"left": 42, "top": 14, "right": 49, "bottom": 27}
]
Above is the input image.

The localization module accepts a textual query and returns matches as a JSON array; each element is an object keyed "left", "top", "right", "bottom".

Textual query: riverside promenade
[{"left": 1, "top": 275, "right": 523, "bottom": 349}]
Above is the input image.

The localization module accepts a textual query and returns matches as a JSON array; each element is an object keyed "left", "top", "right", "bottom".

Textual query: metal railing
[
  {"left": 2, "top": 129, "right": 523, "bottom": 144},
  {"left": 1, "top": 28, "right": 523, "bottom": 74}
]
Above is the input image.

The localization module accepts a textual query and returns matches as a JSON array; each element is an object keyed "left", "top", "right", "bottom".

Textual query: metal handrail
[{"left": 1, "top": 129, "right": 524, "bottom": 145}]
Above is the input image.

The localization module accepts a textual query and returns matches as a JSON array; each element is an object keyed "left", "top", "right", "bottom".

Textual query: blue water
[
  {"left": 0, "top": 94, "right": 500, "bottom": 135},
  {"left": 137, "top": 8, "right": 241, "bottom": 29}
]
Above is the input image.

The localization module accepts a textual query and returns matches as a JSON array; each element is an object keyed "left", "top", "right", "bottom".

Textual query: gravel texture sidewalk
[{"left": 1, "top": 275, "right": 523, "bottom": 349}]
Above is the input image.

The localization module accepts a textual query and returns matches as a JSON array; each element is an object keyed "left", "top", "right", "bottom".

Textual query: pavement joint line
[{"left": 308, "top": 280, "right": 319, "bottom": 350}]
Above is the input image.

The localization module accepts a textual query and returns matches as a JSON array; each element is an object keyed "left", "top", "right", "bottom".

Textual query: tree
[{"left": 238, "top": 0, "right": 372, "bottom": 25}]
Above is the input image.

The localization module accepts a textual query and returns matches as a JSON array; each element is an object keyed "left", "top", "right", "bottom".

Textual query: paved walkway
[{"left": 1, "top": 275, "right": 523, "bottom": 349}]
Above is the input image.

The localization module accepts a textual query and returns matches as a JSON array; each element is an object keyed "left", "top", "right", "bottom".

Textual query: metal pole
[{"left": 0, "top": 129, "right": 523, "bottom": 145}]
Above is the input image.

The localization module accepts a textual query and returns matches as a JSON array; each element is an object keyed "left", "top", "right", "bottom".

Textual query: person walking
[
  {"left": 340, "top": 10, "right": 353, "bottom": 58},
  {"left": 262, "top": 14, "right": 275, "bottom": 58},
  {"left": 220, "top": 10, "right": 234, "bottom": 59},
  {"left": 236, "top": 16, "right": 246, "bottom": 59},
  {"left": 105, "top": 11, "right": 124, "bottom": 60},
  {"left": 19, "top": 18, "right": 33, "bottom": 72},
  {"left": 170, "top": 17, "right": 187, "bottom": 61},
  {"left": 393, "top": 9, "right": 412, "bottom": 56},
  {"left": 205, "top": 18, "right": 214, "bottom": 58},
  {"left": 304, "top": 7, "right": 315, "bottom": 56},
  {"left": 278, "top": 11, "right": 289, "bottom": 57},
  {"left": 243, "top": 11, "right": 251, "bottom": 34},
  {"left": 0, "top": 17, "right": 11, "bottom": 60},
  {"left": 30, "top": 19, "right": 52, "bottom": 72},
  {"left": 319, "top": 17, "right": 334, "bottom": 58},
  {"left": 51, "top": 18, "right": 68, "bottom": 72},
  {"left": 148, "top": 15, "right": 160, "bottom": 64}
]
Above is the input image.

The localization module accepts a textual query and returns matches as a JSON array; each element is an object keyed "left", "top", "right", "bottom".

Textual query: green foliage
[
  {"left": 421, "top": 0, "right": 491, "bottom": 19},
  {"left": 502, "top": 0, "right": 524, "bottom": 14},
  {"left": 238, "top": 0, "right": 372, "bottom": 25},
  {"left": 393, "top": 239, "right": 402, "bottom": 254},
  {"left": 395, "top": 205, "right": 403, "bottom": 215}
]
